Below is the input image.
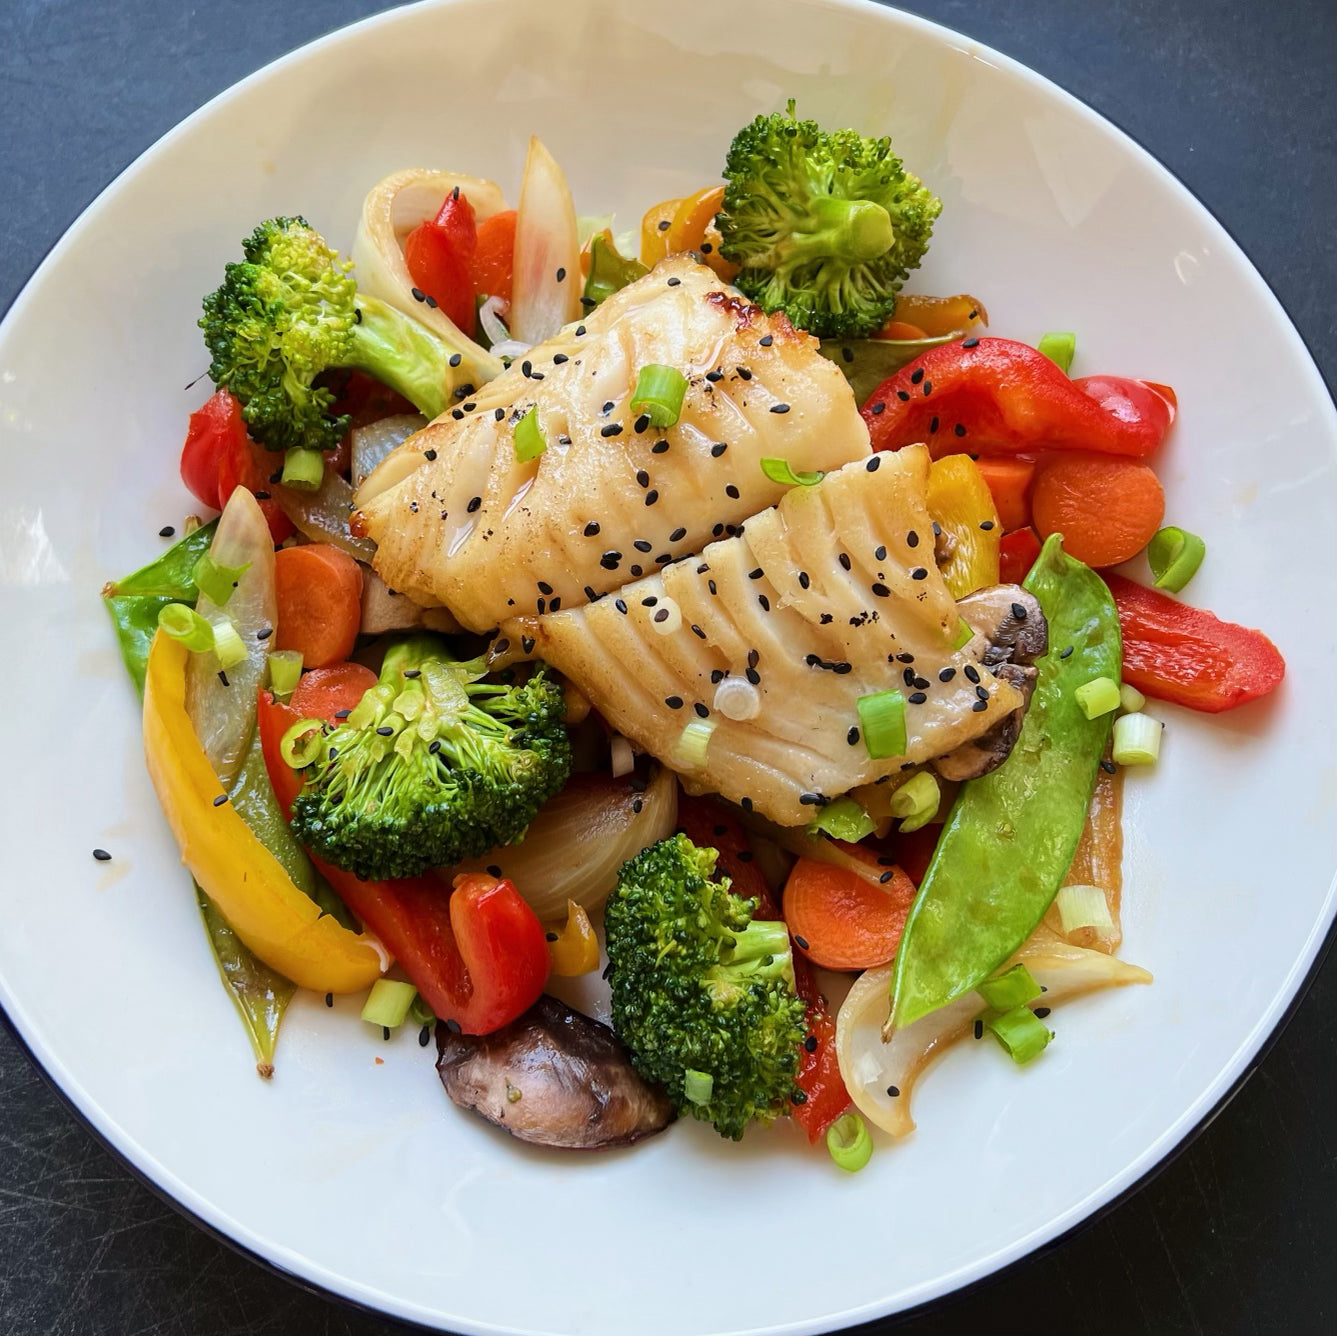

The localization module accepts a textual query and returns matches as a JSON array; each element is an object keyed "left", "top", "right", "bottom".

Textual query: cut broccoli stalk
[
  {"left": 200, "top": 217, "right": 466, "bottom": 457},
  {"left": 288, "top": 635, "right": 571, "bottom": 881}
]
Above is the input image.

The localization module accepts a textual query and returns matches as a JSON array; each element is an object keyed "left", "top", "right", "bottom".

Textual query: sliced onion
[
  {"left": 451, "top": 765, "right": 678, "bottom": 919},
  {"left": 184, "top": 488, "right": 277, "bottom": 787},
  {"left": 273, "top": 469, "right": 374, "bottom": 562},
  {"left": 836, "top": 940, "right": 1152, "bottom": 1138},
  {"left": 509, "top": 137, "right": 581, "bottom": 344},
  {"left": 351, "top": 414, "right": 428, "bottom": 488},
  {"left": 610, "top": 736, "right": 635, "bottom": 778}
]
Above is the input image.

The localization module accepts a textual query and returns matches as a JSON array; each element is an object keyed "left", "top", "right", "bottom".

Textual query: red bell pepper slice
[
  {"left": 998, "top": 525, "right": 1044, "bottom": 585},
  {"left": 404, "top": 189, "right": 478, "bottom": 336},
  {"left": 208, "top": 395, "right": 294, "bottom": 545},
  {"left": 676, "top": 794, "right": 851, "bottom": 1140},
  {"left": 180, "top": 389, "right": 249, "bottom": 513},
  {"left": 256, "top": 686, "right": 549, "bottom": 1033},
  {"left": 861, "top": 337, "right": 1175, "bottom": 460},
  {"left": 1104, "top": 574, "right": 1285, "bottom": 713}
]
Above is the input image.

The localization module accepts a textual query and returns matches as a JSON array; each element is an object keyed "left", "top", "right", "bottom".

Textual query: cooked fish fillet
[
  {"left": 505, "top": 446, "right": 1023, "bottom": 826},
  {"left": 353, "top": 254, "right": 870, "bottom": 631}
]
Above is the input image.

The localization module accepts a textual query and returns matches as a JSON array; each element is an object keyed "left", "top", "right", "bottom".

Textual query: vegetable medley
[{"left": 104, "top": 102, "right": 1285, "bottom": 1164}]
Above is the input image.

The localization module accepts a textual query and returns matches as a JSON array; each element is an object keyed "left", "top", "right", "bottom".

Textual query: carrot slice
[
  {"left": 974, "top": 457, "right": 1035, "bottom": 532},
  {"left": 273, "top": 545, "right": 364, "bottom": 669},
  {"left": 1031, "top": 454, "right": 1165, "bottom": 569},
  {"left": 290, "top": 662, "right": 377, "bottom": 720},
  {"left": 782, "top": 857, "right": 917, "bottom": 971}
]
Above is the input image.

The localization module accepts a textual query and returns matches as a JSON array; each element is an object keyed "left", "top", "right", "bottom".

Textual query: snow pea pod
[{"left": 889, "top": 535, "right": 1122, "bottom": 1029}]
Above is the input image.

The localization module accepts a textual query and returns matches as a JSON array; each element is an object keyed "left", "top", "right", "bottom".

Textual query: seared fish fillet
[
  {"left": 354, "top": 254, "right": 869, "bottom": 631},
  {"left": 505, "top": 446, "right": 1023, "bottom": 826}
]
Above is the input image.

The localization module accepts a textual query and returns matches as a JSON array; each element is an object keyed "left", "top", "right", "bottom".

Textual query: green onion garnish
[
  {"left": 630, "top": 364, "right": 688, "bottom": 428},
  {"left": 1112, "top": 711, "right": 1162, "bottom": 765},
  {"left": 888, "top": 771, "right": 940, "bottom": 833},
  {"left": 157, "top": 602, "right": 215, "bottom": 653},
  {"left": 1036, "top": 331, "right": 1077, "bottom": 375},
  {"left": 857, "top": 689, "right": 907, "bottom": 759},
  {"left": 952, "top": 617, "right": 975, "bottom": 650},
  {"left": 977, "top": 963, "right": 1043, "bottom": 1012},
  {"left": 210, "top": 618, "right": 248, "bottom": 669},
  {"left": 513, "top": 406, "right": 546, "bottom": 462},
  {"left": 675, "top": 718, "right": 716, "bottom": 767},
  {"left": 1118, "top": 682, "right": 1146, "bottom": 713},
  {"left": 1147, "top": 525, "right": 1206, "bottom": 593},
  {"left": 267, "top": 650, "right": 304, "bottom": 699},
  {"left": 825, "top": 1112, "right": 873, "bottom": 1173},
  {"left": 192, "top": 553, "right": 251, "bottom": 608},
  {"left": 985, "top": 1004, "right": 1053, "bottom": 1065},
  {"left": 281, "top": 446, "right": 326, "bottom": 491},
  {"left": 360, "top": 979, "right": 418, "bottom": 1030},
  {"left": 408, "top": 993, "right": 437, "bottom": 1028},
  {"left": 808, "top": 796, "right": 876, "bottom": 842},
  {"left": 759, "top": 457, "right": 824, "bottom": 487},
  {"left": 1075, "top": 675, "right": 1121, "bottom": 720},
  {"left": 1054, "top": 884, "right": 1115, "bottom": 937},
  {"left": 279, "top": 717, "right": 325, "bottom": 769},
  {"left": 683, "top": 1069, "right": 714, "bottom": 1105}
]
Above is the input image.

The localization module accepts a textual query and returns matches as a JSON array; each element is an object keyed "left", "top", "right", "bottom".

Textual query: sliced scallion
[
  {"left": 808, "top": 796, "right": 876, "bottom": 843},
  {"left": 279, "top": 717, "right": 325, "bottom": 769},
  {"left": 952, "top": 617, "right": 975, "bottom": 650},
  {"left": 985, "top": 1004, "right": 1053, "bottom": 1065},
  {"left": 513, "top": 406, "right": 547, "bottom": 462},
  {"left": 281, "top": 446, "right": 326, "bottom": 491},
  {"left": 1119, "top": 682, "right": 1146, "bottom": 713},
  {"left": 360, "top": 979, "right": 418, "bottom": 1030},
  {"left": 1147, "top": 525, "right": 1206, "bottom": 594},
  {"left": 630, "top": 364, "right": 688, "bottom": 428},
  {"left": 977, "top": 962, "right": 1042, "bottom": 1012},
  {"left": 675, "top": 718, "right": 716, "bottom": 767},
  {"left": 1036, "top": 331, "right": 1077, "bottom": 375},
  {"left": 1075, "top": 675, "right": 1121, "bottom": 720},
  {"left": 157, "top": 602, "right": 214, "bottom": 652},
  {"left": 826, "top": 1112, "right": 873, "bottom": 1173},
  {"left": 210, "top": 618, "right": 248, "bottom": 669},
  {"left": 759, "top": 457, "right": 824, "bottom": 487},
  {"left": 192, "top": 553, "right": 251, "bottom": 607},
  {"left": 888, "top": 771, "right": 940, "bottom": 833},
  {"left": 683, "top": 1069, "right": 714, "bottom": 1105},
  {"left": 267, "top": 650, "right": 304, "bottom": 699},
  {"left": 856, "top": 689, "right": 907, "bottom": 760},
  {"left": 408, "top": 993, "right": 437, "bottom": 1028},
  {"left": 1055, "top": 883, "right": 1115, "bottom": 937},
  {"left": 1112, "top": 711, "right": 1162, "bottom": 765}
]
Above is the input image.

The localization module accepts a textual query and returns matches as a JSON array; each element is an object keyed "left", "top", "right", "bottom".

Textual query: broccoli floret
[
  {"left": 289, "top": 636, "right": 570, "bottom": 881},
  {"left": 604, "top": 833, "right": 808, "bottom": 1140},
  {"left": 200, "top": 216, "right": 466, "bottom": 462},
  {"left": 717, "top": 101, "right": 942, "bottom": 339}
]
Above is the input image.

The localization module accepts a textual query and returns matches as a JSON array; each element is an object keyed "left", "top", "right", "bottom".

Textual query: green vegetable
[
  {"left": 102, "top": 522, "right": 218, "bottom": 693},
  {"left": 513, "top": 407, "right": 546, "bottom": 462},
  {"left": 157, "top": 602, "right": 216, "bottom": 653},
  {"left": 976, "top": 962, "right": 1042, "bottom": 1012},
  {"left": 717, "top": 101, "right": 941, "bottom": 339},
  {"left": 266, "top": 650, "right": 303, "bottom": 699},
  {"left": 1119, "top": 682, "right": 1146, "bottom": 713},
  {"left": 582, "top": 232, "right": 648, "bottom": 308},
  {"left": 826, "top": 1111, "right": 873, "bottom": 1172},
  {"left": 807, "top": 796, "right": 876, "bottom": 842},
  {"left": 200, "top": 216, "right": 469, "bottom": 468},
  {"left": 889, "top": 534, "right": 1122, "bottom": 1029},
  {"left": 984, "top": 1004, "right": 1053, "bottom": 1064},
  {"left": 280, "top": 446, "right": 326, "bottom": 491},
  {"left": 674, "top": 718, "right": 716, "bottom": 767},
  {"left": 888, "top": 771, "right": 940, "bottom": 833},
  {"left": 630, "top": 364, "right": 688, "bottom": 429},
  {"left": 856, "top": 688, "right": 907, "bottom": 760},
  {"left": 289, "top": 635, "right": 571, "bottom": 881},
  {"left": 1074, "top": 675, "right": 1121, "bottom": 720},
  {"left": 192, "top": 553, "right": 250, "bottom": 608},
  {"left": 604, "top": 833, "right": 808, "bottom": 1140},
  {"left": 1112, "top": 712, "right": 1162, "bottom": 765},
  {"left": 209, "top": 617, "right": 247, "bottom": 670},
  {"left": 361, "top": 979, "right": 418, "bottom": 1029},
  {"left": 759, "top": 457, "right": 824, "bottom": 487},
  {"left": 1036, "top": 331, "right": 1077, "bottom": 374},
  {"left": 817, "top": 333, "right": 959, "bottom": 402},
  {"left": 1147, "top": 525, "right": 1206, "bottom": 593}
]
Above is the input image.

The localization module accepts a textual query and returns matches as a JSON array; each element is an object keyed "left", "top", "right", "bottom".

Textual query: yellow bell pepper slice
[
  {"left": 143, "top": 631, "right": 385, "bottom": 993},
  {"left": 543, "top": 899, "right": 599, "bottom": 977},
  {"left": 890, "top": 293, "right": 989, "bottom": 337},
  {"left": 926, "top": 455, "right": 1002, "bottom": 598},
  {"left": 640, "top": 197, "right": 682, "bottom": 267}
]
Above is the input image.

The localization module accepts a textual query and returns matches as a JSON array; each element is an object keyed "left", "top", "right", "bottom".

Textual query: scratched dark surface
[{"left": 1, "top": 0, "right": 1334, "bottom": 1333}]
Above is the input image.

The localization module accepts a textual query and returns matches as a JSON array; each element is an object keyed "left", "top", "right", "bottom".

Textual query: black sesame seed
[
  {"left": 1010, "top": 601, "right": 1028, "bottom": 620},
  {"left": 871, "top": 581, "right": 890, "bottom": 597},
  {"left": 725, "top": 484, "right": 740, "bottom": 500},
  {"left": 158, "top": 524, "right": 175, "bottom": 538},
  {"left": 758, "top": 594, "right": 770, "bottom": 611},
  {"left": 418, "top": 1025, "right": 431, "bottom": 1047},
  {"left": 745, "top": 667, "right": 761, "bottom": 685},
  {"left": 866, "top": 455, "right": 881, "bottom": 472},
  {"left": 886, "top": 1085, "right": 901, "bottom": 1098},
  {"left": 212, "top": 793, "right": 228, "bottom": 807},
  {"left": 691, "top": 624, "right": 707, "bottom": 639},
  {"left": 838, "top": 553, "right": 852, "bottom": 571},
  {"left": 325, "top": 992, "right": 334, "bottom": 1008},
  {"left": 954, "top": 423, "right": 967, "bottom": 437},
  {"left": 759, "top": 333, "right": 773, "bottom": 347},
  {"left": 711, "top": 669, "right": 725, "bottom": 684},
  {"left": 583, "top": 521, "right": 601, "bottom": 538},
  {"left": 790, "top": 1090, "right": 808, "bottom": 1105},
  {"left": 634, "top": 413, "right": 650, "bottom": 434},
  {"left": 929, "top": 416, "right": 940, "bottom": 434},
  {"left": 908, "top": 691, "right": 928, "bottom": 704},
  {"left": 537, "top": 581, "right": 553, "bottom": 596},
  {"left": 1060, "top": 645, "right": 1074, "bottom": 659},
  {"left": 693, "top": 702, "right": 710, "bottom": 719},
  {"left": 705, "top": 370, "right": 723, "bottom": 383},
  {"left": 555, "top": 266, "right": 566, "bottom": 282},
  {"left": 980, "top": 520, "right": 995, "bottom": 531},
  {"left": 973, "top": 1019, "right": 984, "bottom": 1039},
  {"left": 657, "top": 218, "right": 671, "bottom": 231},
  {"left": 667, "top": 276, "right": 681, "bottom": 287},
  {"left": 911, "top": 567, "right": 928, "bottom": 580},
  {"left": 1101, "top": 759, "right": 1118, "bottom": 774},
  {"left": 552, "top": 353, "right": 568, "bottom": 365},
  {"left": 614, "top": 598, "right": 628, "bottom": 614},
  {"left": 910, "top": 368, "right": 925, "bottom": 385},
  {"left": 601, "top": 423, "right": 623, "bottom": 438},
  {"left": 575, "top": 325, "right": 586, "bottom": 336},
  {"left": 879, "top": 870, "right": 894, "bottom": 884},
  {"left": 736, "top": 367, "right": 753, "bottom": 381},
  {"left": 870, "top": 402, "right": 886, "bottom": 415},
  {"left": 710, "top": 441, "right": 728, "bottom": 457},
  {"left": 741, "top": 797, "right": 753, "bottom": 812},
  {"left": 846, "top": 725, "right": 861, "bottom": 747},
  {"left": 216, "top": 669, "right": 230, "bottom": 687},
  {"left": 334, "top": 708, "right": 352, "bottom": 719},
  {"left": 897, "top": 652, "right": 916, "bottom": 664},
  {"left": 634, "top": 539, "right": 652, "bottom": 553},
  {"left": 655, "top": 553, "right": 672, "bottom": 565},
  {"left": 769, "top": 403, "right": 790, "bottom": 414},
  {"left": 665, "top": 695, "right": 684, "bottom": 709},
  {"left": 652, "top": 439, "right": 670, "bottom": 454},
  {"left": 962, "top": 336, "right": 979, "bottom": 348},
  {"left": 896, "top": 389, "right": 910, "bottom": 402},
  {"left": 972, "top": 699, "right": 989, "bottom": 712},
  {"left": 701, "top": 242, "right": 713, "bottom": 254},
  {"left": 903, "top": 666, "right": 917, "bottom": 686},
  {"left": 642, "top": 595, "right": 658, "bottom": 607},
  {"left": 522, "top": 636, "right": 536, "bottom": 654},
  {"left": 708, "top": 579, "right": 718, "bottom": 595},
  {"left": 600, "top": 551, "right": 622, "bottom": 570},
  {"left": 92, "top": 848, "right": 112, "bottom": 862},
  {"left": 446, "top": 1018, "right": 462, "bottom": 1034},
  {"left": 798, "top": 571, "right": 810, "bottom": 589},
  {"left": 629, "top": 563, "right": 643, "bottom": 577},
  {"left": 670, "top": 526, "right": 687, "bottom": 542},
  {"left": 653, "top": 609, "right": 670, "bottom": 624},
  {"left": 964, "top": 664, "right": 981, "bottom": 683},
  {"left": 645, "top": 490, "right": 659, "bottom": 505},
  {"left": 799, "top": 793, "right": 822, "bottom": 806},
  {"left": 636, "top": 468, "right": 650, "bottom": 488},
  {"left": 1034, "top": 1006, "right": 1051, "bottom": 1019},
  {"left": 423, "top": 448, "right": 438, "bottom": 461},
  {"left": 410, "top": 286, "right": 425, "bottom": 302},
  {"left": 802, "top": 1031, "right": 817, "bottom": 1050}
]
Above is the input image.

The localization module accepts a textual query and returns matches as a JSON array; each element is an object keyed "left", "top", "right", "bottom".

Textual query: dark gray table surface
[{"left": 2, "top": 1, "right": 1333, "bottom": 1333}]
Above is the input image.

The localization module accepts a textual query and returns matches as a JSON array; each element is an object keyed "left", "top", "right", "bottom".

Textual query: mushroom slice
[
  {"left": 436, "top": 995, "right": 673, "bottom": 1149},
  {"left": 933, "top": 585, "right": 1048, "bottom": 781}
]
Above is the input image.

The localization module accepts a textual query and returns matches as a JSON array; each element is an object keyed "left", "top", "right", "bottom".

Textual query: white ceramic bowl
[{"left": 1, "top": 1, "right": 1334, "bottom": 1332}]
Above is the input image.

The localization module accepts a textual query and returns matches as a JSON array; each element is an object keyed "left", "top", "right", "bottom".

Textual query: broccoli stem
[
  {"left": 788, "top": 196, "right": 894, "bottom": 264},
  {"left": 281, "top": 447, "right": 326, "bottom": 490},
  {"left": 721, "top": 918, "right": 796, "bottom": 985},
  {"left": 345, "top": 296, "right": 461, "bottom": 422}
]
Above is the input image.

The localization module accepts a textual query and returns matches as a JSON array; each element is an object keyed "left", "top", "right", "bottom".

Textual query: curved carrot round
[
  {"left": 1031, "top": 454, "right": 1165, "bottom": 568},
  {"left": 782, "top": 857, "right": 916, "bottom": 971},
  {"left": 290, "top": 661, "right": 377, "bottom": 719},
  {"left": 273, "top": 544, "right": 364, "bottom": 668}
]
